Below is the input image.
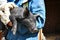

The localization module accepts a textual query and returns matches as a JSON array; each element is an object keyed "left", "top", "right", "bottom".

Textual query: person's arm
[
  {"left": 38, "top": 29, "right": 42, "bottom": 40},
  {"left": 28, "top": 0, "right": 46, "bottom": 40}
]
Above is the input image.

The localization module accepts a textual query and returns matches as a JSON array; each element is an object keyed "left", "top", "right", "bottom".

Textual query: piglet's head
[{"left": 22, "top": 7, "right": 40, "bottom": 33}]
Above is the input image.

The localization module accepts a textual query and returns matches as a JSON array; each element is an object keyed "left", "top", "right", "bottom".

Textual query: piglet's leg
[{"left": 11, "top": 16, "right": 17, "bottom": 35}]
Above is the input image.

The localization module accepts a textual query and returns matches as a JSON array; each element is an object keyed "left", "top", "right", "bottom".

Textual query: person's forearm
[{"left": 38, "top": 28, "right": 42, "bottom": 40}]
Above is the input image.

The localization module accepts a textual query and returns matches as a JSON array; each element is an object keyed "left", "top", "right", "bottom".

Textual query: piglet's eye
[{"left": 2, "top": 10, "right": 4, "bottom": 12}]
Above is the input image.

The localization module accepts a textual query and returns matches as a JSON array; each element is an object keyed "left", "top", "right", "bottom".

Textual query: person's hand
[{"left": 7, "top": 21, "right": 13, "bottom": 27}]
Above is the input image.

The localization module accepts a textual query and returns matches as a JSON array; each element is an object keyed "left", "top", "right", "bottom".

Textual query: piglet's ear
[{"left": 23, "top": 7, "right": 30, "bottom": 18}]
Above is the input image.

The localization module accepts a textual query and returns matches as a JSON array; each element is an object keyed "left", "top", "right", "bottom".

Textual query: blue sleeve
[{"left": 28, "top": 0, "right": 46, "bottom": 29}]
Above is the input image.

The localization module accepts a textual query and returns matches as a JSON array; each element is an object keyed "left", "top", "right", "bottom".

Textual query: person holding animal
[{"left": 0, "top": 0, "right": 46, "bottom": 40}]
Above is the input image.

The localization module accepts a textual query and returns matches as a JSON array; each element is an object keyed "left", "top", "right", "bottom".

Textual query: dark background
[{"left": 43, "top": 0, "right": 60, "bottom": 34}]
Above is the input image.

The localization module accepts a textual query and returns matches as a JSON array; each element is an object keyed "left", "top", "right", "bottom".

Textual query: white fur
[{"left": 0, "top": 0, "right": 7, "bottom": 5}]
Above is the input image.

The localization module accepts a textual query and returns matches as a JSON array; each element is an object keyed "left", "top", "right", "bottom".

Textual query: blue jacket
[{"left": 6, "top": 0, "right": 46, "bottom": 40}]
